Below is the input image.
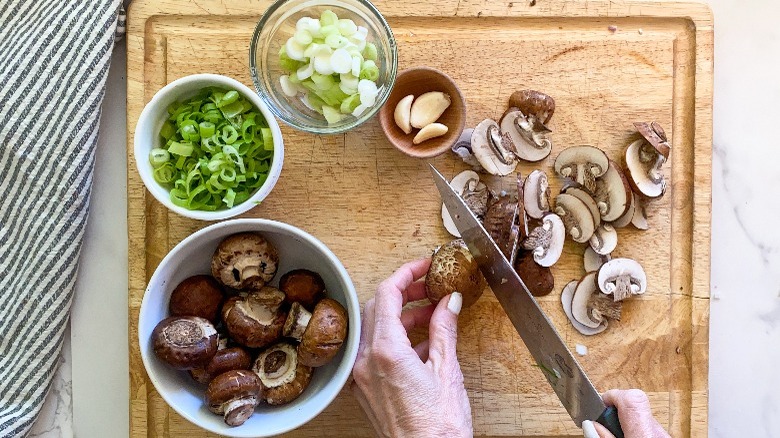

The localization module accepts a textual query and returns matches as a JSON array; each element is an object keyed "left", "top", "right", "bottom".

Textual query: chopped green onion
[{"left": 149, "top": 148, "right": 170, "bottom": 168}]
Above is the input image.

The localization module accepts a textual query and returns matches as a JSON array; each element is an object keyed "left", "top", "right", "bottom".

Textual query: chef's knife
[{"left": 430, "top": 164, "right": 623, "bottom": 438}]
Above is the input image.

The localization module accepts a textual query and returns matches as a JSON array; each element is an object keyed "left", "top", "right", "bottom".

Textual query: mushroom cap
[
  {"left": 483, "top": 190, "right": 521, "bottom": 261},
  {"left": 471, "top": 119, "right": 517, "bottom": 176},
  {"left": 589, "top": 223, "right": 618, "bottom": 255},
  {"left": 634, "top": 121, "right": 671, "bottom": 159},
  {"left": 583, "top": 246, "right": 611, "bottom": 273},
  {"left": 561, "top": 186, "right": 601, "bottom": 229},
  {"left": 523, "top": 170, "right": 550, "bottom": 220},
  {"left": 508, "top": 90, "right": 555, "bottom": 125},
  {"left": 279, "top": 269, "right": 325, "bottom": 310},
  {"left": 298, "top": 298, "right": 348, "bottom": 367},
  {"left": 513, "top": 250, "right": 555, "bottom": 296},
  {"left": 169, "top": 275, "right": 224, "bottom": 323},
  {"left": 253, "top": 342, "right": 313, "bottom": 405},
  {"left": 554, "top": 146, "right": 609, "bottom": 193},
  {"left": 593, "top": 160, "right": 633, "bottom": 222},
  {"left": 499, "top": 109, "right": 552, "bottom": 162},
  {"left": 522, "top": 213, "right": 565, "bottom": 268},
  {"left": 554, "top": 193, "right": 596, "bottom": 243},
  {"left": 570, "top": 273, "right": 604, "bottom": 329},
  {"left": 425, "top": 239, "right": 486, "bottom": 308},
  {"left": 624, "top": 139, "right": 665, "bottom": 199},
  {"left": 152, "top": 316, "right": 218, "bottom": 370},
  {"left": 597, "top": 258, "right": 647, "bottom": 300},
  {"left": 211, "top": 233, "right": 279, "bottom": 290},
  {"left": 561, "top": 280, "right": 607, "bottom": 336},
  {"left": 441, "top": 170, "right": 483, "bottom": 238},
  {"left": 222, "top": 287, "right": 286, "bottom": 348},
  {"left": 205, "top": 369, "right": 262, "bottom": 426}
]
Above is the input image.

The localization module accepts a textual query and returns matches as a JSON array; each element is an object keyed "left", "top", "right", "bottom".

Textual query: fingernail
[{"left": 447, "top": 292, "right": 463, "bottom": 315}]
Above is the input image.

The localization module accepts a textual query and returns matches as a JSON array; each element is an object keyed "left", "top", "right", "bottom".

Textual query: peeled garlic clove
[
  {"left": 410, "top": 91, "right": 451, "bottom": 129},
  {"left": 394, "top": 95, "right": 414, "bottom": 134},
  {"left": 413, "top": 123, "right": 448, "bottom": 145}
]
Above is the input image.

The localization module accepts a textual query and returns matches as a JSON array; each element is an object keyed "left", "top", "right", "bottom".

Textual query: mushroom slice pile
[
  {"left": 441, "top": 170, "right": 488, "bottom": 237},
  {"left": 484, "top": 190, "right": 521, "bottom": 261},
  {"left": 522, "top": 213, "right": 565, "bottom": 267},
  {"left": 523, "top": 170, "right": 551, "bottom": 220},
  {"left": 589, "top": 223, "right": 618, "bottom": 255},
  {"left": 561, "top": 186, "right": 601, "bottom": 229},
  {"left": 508, "top": 90, "right": 555, "bottom": 125},
  {"left": 624, "top": 121, "right": 670, "bottom": 200},
  {"left": 471, "top": 119, "right": 518, "bottom": 176},
  {"left": 593, "top": 160, "right": 632, "bottom": 222},
  {"left": 283, "top": 298, "right": 348, "bottom": 367},
  {"left": 222, "top": 287, "right": 287, "bottom": 348},
  {"left": 555, "top": 193, "right": 596, "bottom": 243},
  {"left": 597, "top": 258, "right": 647, "bottom": 301},
  {"left": 211, "top": 232, "right": 279, "bottom": 290},
  {"left": 205, "top": 370, "right": 261, "bottom": 426},
  {"left": 499, "top": 108, "right": 552, "bottom": 162},
  {"left": 570, "top": 273, "right": 620, "bottom": 330},
  {"left": 514, "top": 250, "right": 555, "bottom": 296},
  {"left": 554, "top": 146, "right": 609, "bottom": 194},
  {"left": 253, "top": 342, "right": 313, "bottom": 405},
  {"left": 583, "top": 246, "right": 611, "bottom": 273},
  {"left": 426, "top": 239, "right": 486, "bottom": 309},
  {"left": 561, "top": 280, "right": 607, "bottom": 336}
]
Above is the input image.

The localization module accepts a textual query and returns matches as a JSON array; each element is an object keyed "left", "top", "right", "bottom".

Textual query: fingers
[
  {"left": 601, "top": 389, "right": 669, "bottom": 438},
  {"left": 403, "top": 280, "right": 428, "bottom": 304},
  {"left": 426, "top": 292, "right": 462, "bottom": 372},
  {"left": 400, "top": 304, "right": 436, "bottom": 332},
  {"left": 358, "top": 298, "right": 376, "bottom": 355},
  {"left": 373, "top": 258, "right": 431, "bottom": 337},
  {"left": 413, "top": 339, "right": 430, "bottom": 362}
]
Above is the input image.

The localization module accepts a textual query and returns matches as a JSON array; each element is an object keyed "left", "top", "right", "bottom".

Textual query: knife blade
[{"left": 429, "top": 164, "right": 623, "bottom": 437}]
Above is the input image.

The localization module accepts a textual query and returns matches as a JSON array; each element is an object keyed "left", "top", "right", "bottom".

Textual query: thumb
[{"left": 426, "top": 292, "right": 462, "bottom": 372}]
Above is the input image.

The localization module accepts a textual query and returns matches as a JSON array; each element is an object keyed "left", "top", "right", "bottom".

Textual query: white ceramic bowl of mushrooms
[{"left": 138, "top": 218, "right": 360, "bottom": 437}]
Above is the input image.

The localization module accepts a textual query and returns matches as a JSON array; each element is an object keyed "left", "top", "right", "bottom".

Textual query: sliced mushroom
[
  {"left": 570, "top": 273, "right": 604, "bottom": 329},
  {"left": 588, "top": 291, "right": 622, "bottom": 321},
  {"left": 222, "top": 287, "right": 287, "bottom": 348},
  {"left": 451, "top": 128, "right": 483, "bottom": 171},
  {"left": 211, "top": 233, "right": 279, "bottom": 290},
  {"left": 152, "top": 316, "right": 218, "bottom": 370},
  {"left": 426, "top": 239, "right": 486, "bottom": 308},
  {"left": 441, "top": 170, "right": 487, "bottom": 237},
  {"left": 190, "top": 347, "right": 252, "bottom": 385},
  {"left": 631, "top": 196, "right": 650, "bottom": 230},
  {"left": 471, "top": 119, "right": 517, "bottom": 176},
  {"left": 499, "top": 108, "right": 552, "bottom": 162},
  {"left": 483, "top": 190, "right": 520, "bottom": 260},
  {"left": 508, "top": 90, "right": 555, "bottom": 125},
  {"left": 624, "top": 138, "right": 666, "bottom": 199},
  {"left": 513, "top": 250, "right": 555, "bottom": 296},
  {"left": 593, "top": 160, "right": 632, "bottom": 222},
  {"left": 554, "top": 146, "right": 609, "bottom": 194},
  {"left": 634, "top": 121, "right": 671, "bottom": 159},
  {"left": 522, "top": 213, "right": 565, "bottom": 267},
  {"left": 561, "top": 186, "right": 601, "bottom": 229},
  {"left": 589, "top": 223, "right": 618, "bottom": 255},
  {"left": 205, "top": 369, "right": 262, "bottom": 427},
  {"left": 561, "top": 280, "right": 607, "bottom": 336},
  {"left": 597, "top": 258, "right": 647, "bottom": 301},
  {"left": 296, "top": 298, "right": 348, "bottom": 367},
  {"left": 555, "top": 193, "right": 596, "bottom": 243},
  {"left": 523, "top": 170, "right": 551, "bottom": 220},
  {"left": 611, "top": 191, "right": 637, "bottom": 228},
  {"left": 168, "top": 275, "right": 224, "bottom": 323},
  {"left": 583, "top": 246, "right": 611, "bottom": 273},
  {"left": 253, "top": 342, "right": 313, "bottom": 405},
  {"left": 279, "top": 269, "right": 325, "bottom": 310}
]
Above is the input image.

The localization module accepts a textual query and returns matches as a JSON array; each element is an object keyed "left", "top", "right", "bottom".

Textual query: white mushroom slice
[
  {"left": 589, "top": 223, "right": 618, "bottom": 255},
  {"left": 413, "top": 123, "right": 448, "bottom": 144},
  {"left": 570, "top": 273, "right": 605, "bottom": 329},
  {"left": 555, "top": 193, "right": 596, "bottom": 243},
  {"left": 562, "top": 186, "right": 601, "bottom": 229},
  {"left": 523, "top": 170, "right": 550, "bottom": 220},
  {"left": 631, "top": 197, "right": 649, "bottom": 230},
  {"left": 442, "top": 170, "right": 482, "bottom": 237},
  {"left": 624, "top": 139, "right": 666, "bottom": 199},
  {"left": 594, "top": 161, "right": 633, "bottom": 222},
  {"left": 554, "top": 146, "right": 609, "bottom": 194},
  {"left": 410, "top": 91, "right": 451, "bottom": 129},
  {"left": 393, "top": 95, "right": 414, "bottom": 134},
  {"left": 450, "top": 128, "right": 483, "bottom": 171},
  {"left": 597, "top": 258, "right": 647, "bottom": 301},
  {"left": 471, "top": 119, "right": 517, "bottom": 176},
  {"left": 583, "top": 247, "right": 611, "bottom": 272},
  {"left": 611, "top": 191, "right": 637, "bottom": 228},
  {"left": 521, "top": 213, "right": 565, "bottom": 267},
  {"left": 499, "top": 109, "right": 552, "bottom": 162},
  {"left": 561, "top": 280, "right": 608, "bottom": 336}
]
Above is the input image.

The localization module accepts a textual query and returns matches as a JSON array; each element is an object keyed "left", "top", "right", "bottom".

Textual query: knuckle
[
  {"left": 372, "top": 346, "right": 406, "bottom": 370},
  {"left": 623, "top": 389, "right": 650, "bottom": 406}
]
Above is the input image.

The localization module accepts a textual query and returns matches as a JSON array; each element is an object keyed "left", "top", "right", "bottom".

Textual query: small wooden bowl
[{"left": 379, "top": 67, "right": 466, "bottom": 159}]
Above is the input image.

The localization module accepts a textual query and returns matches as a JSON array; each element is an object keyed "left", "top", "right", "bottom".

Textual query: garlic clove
[
  {"left": 394, "top": 95, "right": 414, "bottom": 134},
  {"left": 413, "top": 123, "right": 448, "bottom": 145},
  {"left": 410, "top": 91, "right": 451, "bottom": 129}
]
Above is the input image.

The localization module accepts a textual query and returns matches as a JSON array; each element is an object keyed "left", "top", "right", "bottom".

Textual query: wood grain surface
[{"left": 127, "top": 0, "right": 713, "bottom": 436}]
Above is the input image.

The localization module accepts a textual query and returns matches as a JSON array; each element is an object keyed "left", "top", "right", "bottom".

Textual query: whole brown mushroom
[
  {"left": 189, "top": 347, "right": 252, "bottom": 385},
  {"left": 168, "top": 275, "right": 224, "bottom": 323},
  {"left": 253, "top": 342, "right": 313, "bottom": 405},
  {"left": 152, "top": 316, "right": 218, "bottom": 370},
  {"left": 211, "top": 233, "right": 279, "bottom": 290},
  {"left": 283, "top": 298, "right": 348, "bottom": 367},
  {"left": 205, "top": 370, "right": 262, "bottom": 427},
  {"left": 222, "top": 287, "right": 287, "bottom": 348},
  {"left": 425, "top": 239, "right": 486, "bottom": 308},
  {"left": 279, "top": 269, "right": 326, "bottom": 310}
]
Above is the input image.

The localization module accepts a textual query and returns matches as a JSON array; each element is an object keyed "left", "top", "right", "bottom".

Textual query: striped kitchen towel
[{"left": 0, "top": 1, "right": 121, "bottom": 436}]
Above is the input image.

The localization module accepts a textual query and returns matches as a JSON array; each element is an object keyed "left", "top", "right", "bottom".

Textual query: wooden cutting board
[{"left": 127, "top": 0, "right": 712, "bottom": 436}]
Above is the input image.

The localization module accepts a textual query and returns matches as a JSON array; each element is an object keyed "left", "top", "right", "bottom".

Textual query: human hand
[
  {"left": 351, "top": 258, "right": 473, "bottom": 437},
  {"left": 582, "top": 389, "right": 670, "bottom": 438}
]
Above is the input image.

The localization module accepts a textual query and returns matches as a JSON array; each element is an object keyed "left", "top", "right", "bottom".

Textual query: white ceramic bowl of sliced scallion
[{"left": 134, "top": 74, "right": 284, "bottom": 221}]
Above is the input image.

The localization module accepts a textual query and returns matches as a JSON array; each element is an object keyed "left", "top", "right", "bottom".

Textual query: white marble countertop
[{"left": 31, "top": 0, "right": 780, "bottom": 436}]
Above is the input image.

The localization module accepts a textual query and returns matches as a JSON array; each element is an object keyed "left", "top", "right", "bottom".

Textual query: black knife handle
[{"left": 596, "top": 406, "right": 624, "bottom": 438}]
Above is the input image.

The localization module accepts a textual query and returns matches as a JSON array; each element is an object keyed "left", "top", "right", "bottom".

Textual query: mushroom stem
[
  {"left": 283, "top": 302, "right": 313, "bottom": 340},
  {"left": 487, "top": 125, "right": 516, "bottom": 165},
  {"left": 223, "top": 397, "right": 258, "bottom": 427}
]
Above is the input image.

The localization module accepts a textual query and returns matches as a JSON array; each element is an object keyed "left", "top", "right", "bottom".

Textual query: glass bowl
[{"left": 250, "top": 0, "right": 397, "bottom": 134}]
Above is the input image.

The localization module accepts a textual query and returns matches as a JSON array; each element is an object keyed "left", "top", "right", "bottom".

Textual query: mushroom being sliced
[
  {"left": 593, "top": 160, "right": 632, "bottom": 222},
  {"left": 597, "top": 258, "right": 647, "bottom": 301},
  {"left": 523, "top": 170, "right": 551, "bottom": 220},
  {"left": 508, "top": 90, "right": 555, "bottom": 125},
  {"left": 570, "top": 273, "right": 605, "bottom": 329},
  {"left": 554, "top": 146, "right": 609, "bottom": 194},
  {"left": 561, "top": 280, "right": 607, "bottom": 336},
  {"left": 483, "top": 190, "right": 520, "bottom": 260},
  {"left": 211, "top": 233, "right": 279, "bottom": 290},
  {"left": 222, "top": 287, "right": 287, "bottom": 348},
  {"left": 624, "top": 137, "right": 667, "bottom": 199},
  {"left": 611, "top": 191, "right": 637, "bottom": 228},
  {"left": 426, "top": 239, "right": 486, "bottom": 308},
  {"left": 471, "top": 119, "right": 518, "bottom": 176},
  {"left": 555, "top": 193, "right": 596, "bottom": 243},
  {"left": 589, "top": 223, "right": 618, "bottom": 255},
  {"left": 522, "top": 213, "right": 565, "bottom": 267},
  {"left": 561, "top": 186, "right": 601, "bottom": 229},
  {"left": 583, "top": 246, "right": 611, "bottom": 273},
  {"left": 205, "top": 370, "right": 262, "bottom": 426},
  {"left": 499, "top": 109, "right": 552, "bottom": 162},
  {"left": 514, "top": 250, "right": 555, "bottom": 296},
  {"left": 253, "top": 342, "right": 313, "bottom": 405},
  {"left": 441, "top": 170, "right": 487, "bottom": 237}
]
